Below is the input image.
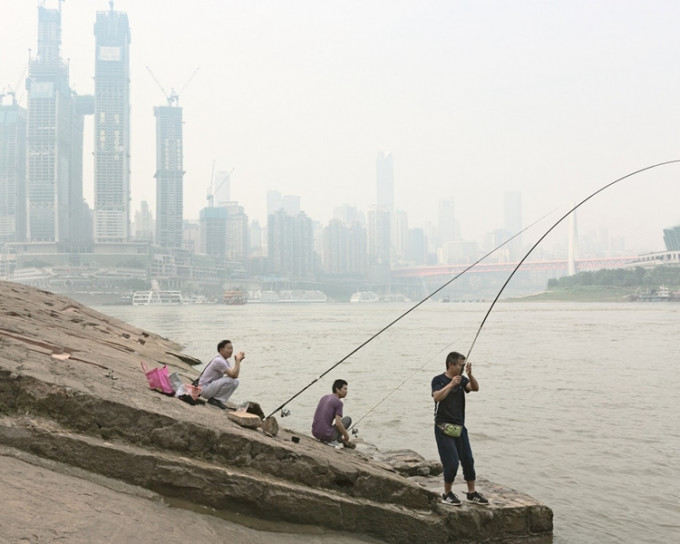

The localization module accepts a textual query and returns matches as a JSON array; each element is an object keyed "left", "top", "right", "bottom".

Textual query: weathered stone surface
[
  {"left": 0, "top": 447, "right": 373, "bottom": 544},
  {"left": 0, "top": 281, "right": 553, "bottom": 543},
  {"left": 228, "top": 410, "right": 264, "bottom": 428},
  {"left": 363, "top": 446, "right": 444, "bottom": 477}
]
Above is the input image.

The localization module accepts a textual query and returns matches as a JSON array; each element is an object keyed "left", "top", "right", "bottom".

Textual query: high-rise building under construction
[
  {"left": 93, "top": 5, "right": 131, "bottom": 243},
  {"left": 26, "top": 6, "right": 75, "bottom": 242},
  {"left": 0, "top": 98, "right": 27, "bottom": 243},
  {"left": 154, "top": 105, "right": 184, "bottom": 248}
]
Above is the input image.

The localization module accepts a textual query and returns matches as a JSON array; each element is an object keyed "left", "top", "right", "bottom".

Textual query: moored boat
[
  {"left": 132, "top": 290, "right": 183, "bottom": 305},
  {"left": 350, "top": 291, "right": 380, "bottom": 303},
  {"left": 633, "top": 285, "right": 672, "bottom": 302},
  {"left": 223, "top": 290, "right": 247, "bottom": 305}
]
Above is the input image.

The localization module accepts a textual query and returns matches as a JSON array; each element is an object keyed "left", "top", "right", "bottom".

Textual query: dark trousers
[
  {"left": 434, "top": 424, "right": 476, "bottom": 484},
  {"left": 331, "top": 416, "right": 352, "bottom": 442}
]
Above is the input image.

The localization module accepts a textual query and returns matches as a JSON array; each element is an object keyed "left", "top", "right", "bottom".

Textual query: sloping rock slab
[{"left": 0, "top": 281, "right": 553, "bottom": 543}]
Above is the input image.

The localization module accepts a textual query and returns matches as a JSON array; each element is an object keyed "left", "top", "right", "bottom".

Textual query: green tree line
[{"left": 547, "top": 266, "right": 680, "bottom": 290}]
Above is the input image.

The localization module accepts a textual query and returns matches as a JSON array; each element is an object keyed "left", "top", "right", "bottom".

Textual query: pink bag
[{"left": 141, "top": 360, "right": 174, "bottom": 395}]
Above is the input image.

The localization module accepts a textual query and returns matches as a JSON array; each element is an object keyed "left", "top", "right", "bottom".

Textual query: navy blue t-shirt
[{"left": 431, "top": 373, "right": 469, "bottom": 425}]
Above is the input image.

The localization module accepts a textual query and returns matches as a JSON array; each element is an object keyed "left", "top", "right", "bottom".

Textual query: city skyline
[{"left": 2, "top": 0, "right": 680, "bottom": 254}]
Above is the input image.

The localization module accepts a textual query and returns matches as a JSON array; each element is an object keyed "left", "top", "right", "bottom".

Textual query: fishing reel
[
  {"left": 280, "top": 408, "right": 291, "bottom": 418},
  {"left": 351, "top": 427, "right": 359, "bottom": 437}
]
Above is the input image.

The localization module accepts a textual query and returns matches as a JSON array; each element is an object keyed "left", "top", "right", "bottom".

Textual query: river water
[{"left": 96, "top": 301, "right": 680, "bottom": 544}]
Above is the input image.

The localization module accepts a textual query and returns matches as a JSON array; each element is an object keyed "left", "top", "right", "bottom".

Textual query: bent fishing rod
[
  {"left": 464, "top": 159, "right": 680, "bottom": 363},
  {"left": 265, "top": 211, "right": 554, "bottom": 420},
  {"left": 351, "top": 160, "right": 680, "bottom": 431}
]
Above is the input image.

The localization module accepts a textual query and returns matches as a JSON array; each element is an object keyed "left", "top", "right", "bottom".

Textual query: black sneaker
[
  {"left": 466, "top": 491, "right": 489, "bottom": 505},
  {"left": 441, "top": 492, "right": 461, "bottom": 506},
  {"left": 207, "top": 398, "right": 227, "bottom": 409}
]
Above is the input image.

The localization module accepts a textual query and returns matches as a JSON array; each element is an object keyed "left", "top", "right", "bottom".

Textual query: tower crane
[
  {"left": 1, "top": 65, "right": 28, "bottom": 106},
  {"left": 39, "top": 0, "right": 65, "bottom": 11},
  {"left": 146, "top": 66, "right": 199, "bottom": 107},
  {"left": 206, "top": 166, "right": 234, "bottom": 207}
]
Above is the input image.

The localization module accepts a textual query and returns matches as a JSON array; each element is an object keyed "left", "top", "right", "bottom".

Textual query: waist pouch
[{"left": 437, "top": 422, "right": 463, "bottom": 438}]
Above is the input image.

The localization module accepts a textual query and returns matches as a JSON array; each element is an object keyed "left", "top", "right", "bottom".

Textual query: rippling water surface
[{"left": 97, "top": 301, "right": 680, "bottom": 544}]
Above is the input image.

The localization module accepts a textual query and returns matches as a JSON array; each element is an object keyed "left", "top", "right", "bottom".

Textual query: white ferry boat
[
  {"left": 132, "top": 290, "right": 183, "bottom": 305},
  {"left": 350, "top": 291, "right": 380, "bottom": 303},
  {"left": 633, "top": 285, "right": 672, "bottom": 302}
]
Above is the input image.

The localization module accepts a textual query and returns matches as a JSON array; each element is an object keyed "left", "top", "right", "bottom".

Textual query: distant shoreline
[{"left": 507, "top": 286, "right": 637, "bottom": 302}]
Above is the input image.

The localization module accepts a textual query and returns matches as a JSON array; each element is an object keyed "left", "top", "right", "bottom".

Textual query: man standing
[
  {"left": 199, "top": 339, "right": 245, "bottom": 409},
  {"left": 312, "top": 379, "right": 355, "bottom": 448},
  {"left": 432, "top": 351, "right": 489, "bottom": 506}
]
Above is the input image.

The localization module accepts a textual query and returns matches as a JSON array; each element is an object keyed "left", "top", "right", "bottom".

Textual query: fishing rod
[
  {"left": 347, "top": 210, "right": 563, "bottom": 432},
  {"left": 464, "top": 159, "right": 680, "bottom": 362},
  {"left": 265, "top": 210, "right": 555, "bottom": 420},
  {"left": 350, "top": 160, "right": 680, "bottom": 432}
]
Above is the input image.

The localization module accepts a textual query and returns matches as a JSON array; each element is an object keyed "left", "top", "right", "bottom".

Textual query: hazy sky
[{"left": 2, "top": 0, "right": 680, "bottom": 254}]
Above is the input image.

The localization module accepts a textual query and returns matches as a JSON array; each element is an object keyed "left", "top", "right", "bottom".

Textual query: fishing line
[
  {"left": 348, "top": 338, "right": 460, "bottom": 433},
  {"left": 265, "top": 210, "right": 555, "bottom": 420},
  {"left": 464, "top": 159, "right": 680, "bottom": 363},
  {"left": 348, "top": 210, "right": 558, "bottom": 431},
  {"left": 349, "top": 160, "right": 680, "bottom": 431}
]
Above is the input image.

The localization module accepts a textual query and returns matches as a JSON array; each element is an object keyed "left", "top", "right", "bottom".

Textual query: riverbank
[
  {"left": 509, "top": 285, "right": 635, "bottom": 302},
  {"left": 0, "top": 447, "right": 375, "bottom": 544},
  {"left": 0, "top": 281, "right": 553, "bottom": 544}
]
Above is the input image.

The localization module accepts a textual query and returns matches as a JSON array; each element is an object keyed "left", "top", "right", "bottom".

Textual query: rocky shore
[{"left": 0, "top": 281, "right": 552, "bottom": 543}]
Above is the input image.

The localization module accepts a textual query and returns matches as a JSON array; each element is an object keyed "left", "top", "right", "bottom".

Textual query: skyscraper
[
  {"left": 0, "top": 98, "right": 27, "bottom": 243},
  {"left": 154, "top": 105, "right": 184, "bottom": 248},
  {"left": 367, "top": 207, "right": 391, "bottom": 268},
  {"left": 266, "top": 190, "right": 282, "bottom": 217},
  {"left": 322, "top": 219, "right": 367, "bottom": 275},
  {"left": 407, "top": 228, "right": 427, "bottom": 265},
  {"left": 392, "top": 209, "right": 408, "bottom": 264},
  {"left": 200, "top": 206, "right": 228, "bottom": 259},
  {"left": 372, "top": 151, "right": 394, "bottom": 273},
  {"left": 93, "top": 6, "right": 131, "bottom": 243},
  {"left": 268, "top": 209, "right": 314, "bottom": 279},
  {"left": 438, "top": 198, "right": 459, "bottom": 246},
  {"left": 663, "top": 225, "right": 680, "bottom": 250},
  {"left": 25, "top": 6, "right": 74, "bottom": 242},
  {"left": 133, "top": 200, "right": 154, "bottom": 242},
  {"left": 224, "top": 202, "right": 249, "bottom": 263}
]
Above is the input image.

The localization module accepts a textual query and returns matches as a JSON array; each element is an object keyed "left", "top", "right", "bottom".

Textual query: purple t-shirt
[
  {"left": 199, "top": 354, "right": 231, "bottom": 386},
  {"left": 312, "top": 394, "right": 343, "bottom": 441}
]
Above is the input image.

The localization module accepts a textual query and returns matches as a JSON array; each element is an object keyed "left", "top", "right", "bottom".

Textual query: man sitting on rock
[
  {"left": 312, "top": 379, "right": 355, "bottom": 448},
  {"left": 198, "top": 339, "right": 244, "bottom": 409}
]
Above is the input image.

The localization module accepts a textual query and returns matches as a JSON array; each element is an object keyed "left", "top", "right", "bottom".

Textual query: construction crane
[
  {"left": 146, "top": 66, "right": 199, "bottom": 107},
  {"left": 206, "top": 166, "right": 234, "bottom": 207},
  {"left": 1, "top": 65, "right": 28, "bottom": 106},
  {"left": 39, "top": 0, "right": 65, "bottom": 11}
]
